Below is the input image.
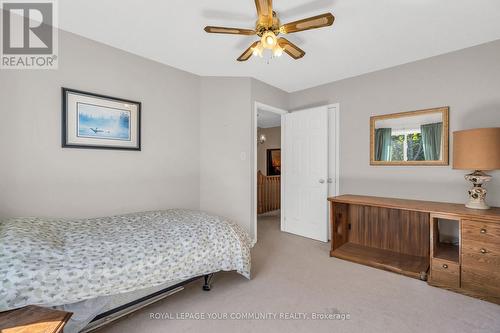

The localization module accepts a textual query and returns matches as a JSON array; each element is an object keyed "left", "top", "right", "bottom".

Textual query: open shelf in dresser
[
  {"left": 329, "top": 195, "right": 431, "bottom": 280},
  {"left": 331, "top": 243, "right": 429, "bottom": 279},
  {"left": 433, "top": 243, "right": 459, "bottom": 263},
  {"left": 431, "top": 215, "right": 460, "bottom": 263}
]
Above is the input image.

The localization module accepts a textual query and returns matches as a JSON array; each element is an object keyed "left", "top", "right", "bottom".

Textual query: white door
[{"left": 282, "top": 106, "right": 329, "bottom": 242}]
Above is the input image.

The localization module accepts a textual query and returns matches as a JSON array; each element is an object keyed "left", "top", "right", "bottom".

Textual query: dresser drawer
[
  {"left": 461, "top": 266, "right": 500, "bottom": 302},
  {"left": 462, "top": 219, "right": 500, "bottom": 244},
  {"left": 462, "top": 239, "right": 500, "bottom": 271},
  {"left": 430, "top": 258, "right": 459, "bottom": 289}
]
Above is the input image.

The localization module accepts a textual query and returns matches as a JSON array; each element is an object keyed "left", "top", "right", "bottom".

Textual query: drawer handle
[
  {"left": 480, "top": 228, "right": 487, "bottom": 234},
  {"left": 480, "top": 248, "right": 487, "bottom": 254},
  {"left": 442, "top": 264, "right": 448, "bottom": 269}
]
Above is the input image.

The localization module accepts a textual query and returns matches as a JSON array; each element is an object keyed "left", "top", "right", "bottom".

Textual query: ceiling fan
[{"left": 204, "top": 0, "right": 335, "bottom": 61}]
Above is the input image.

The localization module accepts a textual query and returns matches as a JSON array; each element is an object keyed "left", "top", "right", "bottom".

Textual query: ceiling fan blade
[
  {"left": 277, "top": 38, "right": 305, "bottom": 60},
  {"left": 280, "top": 13, "right": 334, "bottom": 34},
  {"left": 204, "top": 26, "right": 256, "bottom": 35},
  {"left": 255, "top": 0, "right": 273, "bottom": 25},
  {"left": 237, "top": 41, "right": 260, "bottom": 62}
]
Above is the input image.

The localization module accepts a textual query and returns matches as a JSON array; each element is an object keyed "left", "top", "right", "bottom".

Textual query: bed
[{"left": 0, "top": 209, "right": 251, "bottom": 332}]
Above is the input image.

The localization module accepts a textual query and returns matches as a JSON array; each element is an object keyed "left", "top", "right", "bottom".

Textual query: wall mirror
[{"left": 370, "top": 107, "right": 449, "bottom": 166}]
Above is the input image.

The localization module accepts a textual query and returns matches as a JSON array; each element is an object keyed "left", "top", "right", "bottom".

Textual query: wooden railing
[{"left": 257, "top": 171, "right": 281, "bottom": 214}]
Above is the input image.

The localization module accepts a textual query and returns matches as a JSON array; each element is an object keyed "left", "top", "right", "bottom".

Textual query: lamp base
[{"left": 464, "top": 171, "right": 492, "bottom": 210}]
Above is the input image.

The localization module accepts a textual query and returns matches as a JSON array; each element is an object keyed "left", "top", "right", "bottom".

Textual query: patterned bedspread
[{"left": 0, "top": 209, "right": 251, "bottom": 311}]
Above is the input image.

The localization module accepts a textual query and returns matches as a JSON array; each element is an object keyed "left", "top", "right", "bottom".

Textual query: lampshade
[{"left": 453, "top": 128, "right": 500, "bottom": 170}]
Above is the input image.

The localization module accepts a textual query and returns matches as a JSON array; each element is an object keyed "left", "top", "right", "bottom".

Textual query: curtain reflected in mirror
[
  {"left": 371, "top": 107, "right": 449, "bottom": 165},
  {"left": 421, "top": 123, "right": 443, "bottom": 160},
  {"left": 375, "top": 128, "right": 392, "bottom": 161}
]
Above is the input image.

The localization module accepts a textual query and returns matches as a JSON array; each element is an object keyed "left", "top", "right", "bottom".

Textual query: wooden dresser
[{"left": 329, "top": 195, "right": 500, "bottom": 304}]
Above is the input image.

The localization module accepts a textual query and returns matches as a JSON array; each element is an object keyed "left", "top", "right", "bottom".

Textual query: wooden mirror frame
[{"left": 370, "top": 107, "right": 449, "bottom": 166}]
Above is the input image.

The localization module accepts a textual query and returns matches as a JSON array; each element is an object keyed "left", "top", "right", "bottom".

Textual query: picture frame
[
  {"left": 62, "top": 88, "right": 141, "bottom": 150},
  {"left": 267, "top": 149, "right": 281, "bottom": 176},
  {"left": 370, "top": 106, "right": 449, "bottom": 166}
]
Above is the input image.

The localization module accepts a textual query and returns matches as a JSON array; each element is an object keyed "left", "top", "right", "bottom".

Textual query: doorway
[
  {"left": 252, "top": 102, "right": 287, "bottom": 244},
  {"left": 251, "top": 102, "right": 340, "bottom": 244}
]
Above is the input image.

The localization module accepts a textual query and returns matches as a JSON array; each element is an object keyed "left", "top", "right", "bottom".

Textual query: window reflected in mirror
[{"left": 371, "top": 107, "right": 449, "bottom": 165}]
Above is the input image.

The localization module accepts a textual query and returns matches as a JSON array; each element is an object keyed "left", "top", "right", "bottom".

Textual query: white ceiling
[
  {"left": 59, "top": 0, "right": 500, "bottom": 92},
  {"left": 258, "top": 110, "right": 281, "bottom": 128}
]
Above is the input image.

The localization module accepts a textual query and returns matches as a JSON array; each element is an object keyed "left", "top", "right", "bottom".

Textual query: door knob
[
  {"left": 327, "top": 178, "right": 333, "bottom": 183},
  {"left": 319, "top": 179, "right": 325, "bottom": 184}
]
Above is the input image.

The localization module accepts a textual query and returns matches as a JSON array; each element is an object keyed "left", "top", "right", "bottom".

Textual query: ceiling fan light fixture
[
  {"left": 261, "top": 31, "right": 277, "bottom": 49},
  {"left": 272, "top": 45, "right": 283, "bottom": 57},
  {"left": 252, "top": 42, "right": 264, "bottom": 57}
]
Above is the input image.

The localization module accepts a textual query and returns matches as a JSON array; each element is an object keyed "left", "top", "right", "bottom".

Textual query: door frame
[
  {"left": 327, "top": 103, "right": 341, "bottom": 240},
  {"left": 328, "top": 103, "right": 341, "bottom": 198},
  {"left": 252, "top": 102, "right": 288, "bottom": 245}
]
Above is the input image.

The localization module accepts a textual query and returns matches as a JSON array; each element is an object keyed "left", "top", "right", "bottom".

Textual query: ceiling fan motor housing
[{"left": 256, "top": 11, "right": 281, "bottom": 36}]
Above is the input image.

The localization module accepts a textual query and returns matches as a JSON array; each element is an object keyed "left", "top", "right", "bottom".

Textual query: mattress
[{"left": 0, "top": 209, "right": 251, "bottom": 312}]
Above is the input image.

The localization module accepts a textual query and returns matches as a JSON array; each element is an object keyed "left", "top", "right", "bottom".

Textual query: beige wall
[
  {"left": 199, "top": 78, "right": 288, "bottom": 240},
  {"left": 257, "top": 127, "right": 281, "bottom": 176},
  {"left": 289, "top": 39, "right": 500, "bottom": 207},
  {"left": 0, "top": 30, "right": 201, "bottom": 218},
  {"left": 199, "top": 77, "right": 252, "bottom": 232}
]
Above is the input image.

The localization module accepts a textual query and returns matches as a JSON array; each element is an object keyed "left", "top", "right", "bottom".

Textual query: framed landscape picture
[{"left": 62, "top": 88, "right": 141, "bottom": 150}]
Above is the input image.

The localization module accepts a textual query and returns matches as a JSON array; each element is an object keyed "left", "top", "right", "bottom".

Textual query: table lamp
[{"left": 453, "top": 128, "right": 500, "bottom": 209}]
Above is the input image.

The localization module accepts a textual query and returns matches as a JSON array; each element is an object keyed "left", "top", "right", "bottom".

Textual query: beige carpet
[{"left": 97, "top": 215, "right": 500, "bottom": 333}]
